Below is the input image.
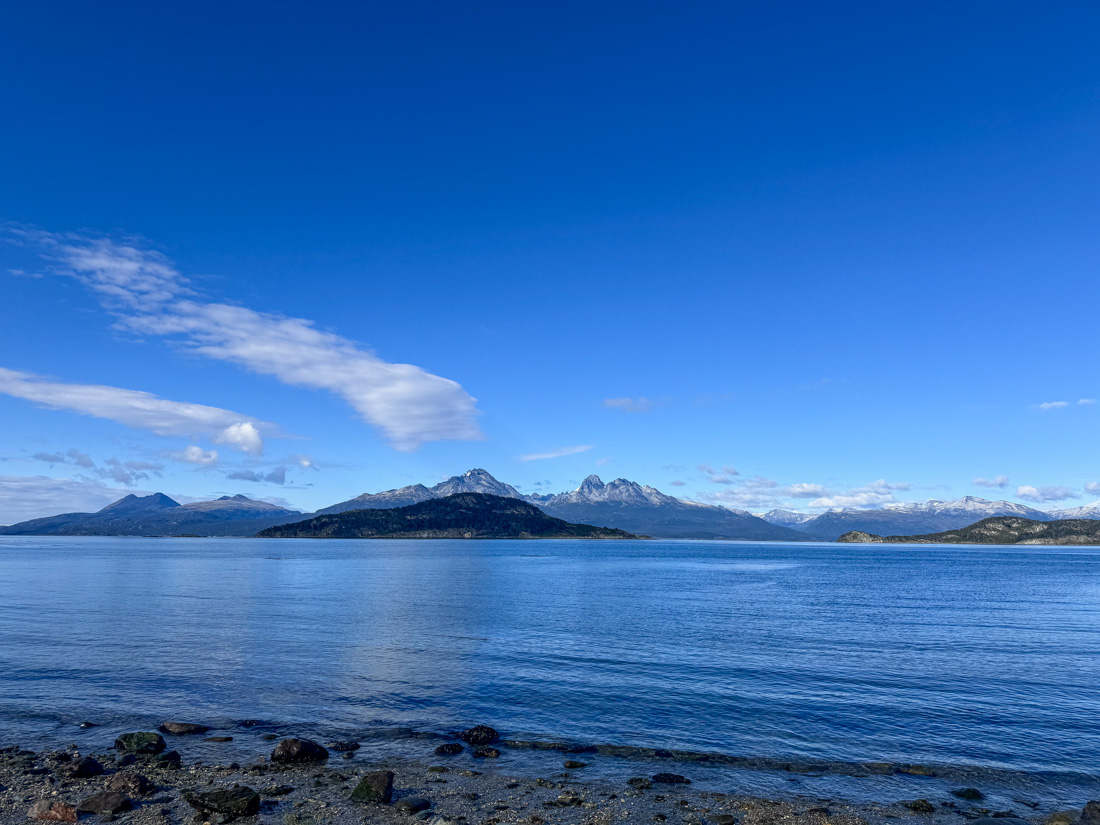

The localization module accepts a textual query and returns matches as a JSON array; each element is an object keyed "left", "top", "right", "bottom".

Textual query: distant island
[
  {"left": 256, "top": 493, "right": 641, "bottom": 539},
  {"left": 837, "top": 516, "right": 1100, "bottom": 545}
]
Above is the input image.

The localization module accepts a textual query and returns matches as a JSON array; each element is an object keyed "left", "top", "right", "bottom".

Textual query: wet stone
[
  {"left": 205, "top": 736, "right": 233, "bottom": 743},
  {"left": 472, "top": 746, "right": 501, "bottom": 758},
  {"left": 458, "top": 725, "right": 500, "bottom": 746},
  {"left": 271, "top": 738, "right": 328, "bottom": 763},
  {"left": 652, "top": 773, "right": 691, "bottom": 784},
  {"left": 115, "top": 732, "right": 167, "bottom": 755},
  {"left": 62, "top": 756, "right": 106, "bottom": 778},
  {"left": 563, "top": 760, "right": 586, "bottom": 769},
  {"left": 76, "top": 791, "right": 133, "bottom": 816},
  {"left": 159, "top": 722, "right": 209, "bottom": 735},
  {"left": 904, "top": 800, "right": 936, "bottom": 813},
  {"left": 106, "top": 771, "right": 156, "bottom": 796},
  {"left": 395, "top": 796, "right": 432, "bottom": 814},
  {"left": 183, "top": 784, "right": 261, "bottom": 820},
  {"left": 953, "top": 788, "right": 986, "bottom": 801},
  {"left": 434, "top": 743, "right": 463, "bottom": 756},
  {"left": 349, "top": 770, "right": 394, "bottom": 804}
]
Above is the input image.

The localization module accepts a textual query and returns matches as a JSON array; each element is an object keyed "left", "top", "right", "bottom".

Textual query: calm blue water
[{"left": 1, "top": 537, "right": 1098, "bottom": 806}]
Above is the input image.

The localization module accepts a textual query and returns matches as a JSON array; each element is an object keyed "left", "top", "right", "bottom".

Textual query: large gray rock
[
  {"left": 159, "top": 721, "right": 209, "bottom": 735},
  {"left": 1081, "top": 802, "right": 1100, "bottom": 825},
  {"left": 76, "top": 791, "right": 132, "bottom": 816},
  {"left": 114, "top": 732, "right": 166, "bottom": 755},
  {"left": 349, "top": 770, "right": 394, "bottom": 804},
  {"left": 395, "top": 796, "right": 431, "bottom": 814},
  {"left": 271, "top": 738, "right": 328, "bottom": 763},
  {"left": 183, "top": 785, "right": 260, "bottom": 820}
]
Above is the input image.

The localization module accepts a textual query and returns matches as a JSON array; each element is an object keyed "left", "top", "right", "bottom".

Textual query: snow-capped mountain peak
[{"left": 431, "top": 468, "right": 523, "bottom": 499}]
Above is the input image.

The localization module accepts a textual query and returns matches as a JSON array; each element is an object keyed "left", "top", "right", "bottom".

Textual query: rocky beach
[{"left": 2, "top": 723, "right": 1096, "bottom": 825}]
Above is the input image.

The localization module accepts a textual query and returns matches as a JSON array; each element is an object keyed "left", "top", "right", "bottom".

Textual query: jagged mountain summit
[
  {"left": 530, "top": 474, "right": 809, "bottom": 541},
  {"left": 758, "top": 496, "right": 1058, "bottom": 541},
  {"left": 0, "top": 493, "right": 301, "bottom": 537},
  {"left": 316, "top": 469, "right": 524, "bottom": 516}
]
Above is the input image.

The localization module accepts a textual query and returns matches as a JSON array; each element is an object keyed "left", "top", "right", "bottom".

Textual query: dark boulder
[
  {"left": 205, "top": 736, "right": 233, "bottom": 743},
  {"left": 471, "top": 746, "right": 500, "bottom": 758},
  {"left": 271, "top": 738, "right": 328, "bottom": 763},
  {"left": 151, "top": 749, "right": 182, "bottom": 769},
  {"left": 434, "top": 743, "right": 463, "bottom": 756},
  {"left": 159, "top": 722, "right": 209, "bottom": 735},
  {"left": 952, "top": 788, "right": 985, "bottom": 801},
  {"left": 627, "top": 777, "right": 652, "bottom": 790},
  {"left": 1082, "top": 803, "right": 1100, "bottom": 825},
  {"left": 904, "top": 800, "right": 936, "bottom": 813},
  {"left": 652, "top": 773, "right": 691, "bottom": 784},
  {"left": 395, "top": 796, "right": 432, "bottom": 814},
  {"left": 458, "top": 725, "right": 499, "bottom": 746},
  {"left": 106, "top": 772, "right": 155, "bottom": 797},
  {"left": 183, "top": 785, "right": 261, "bottom": 820},
  {"left": 61, "top": 756, "right": 105, "bottom": 778},
  {"left": 114, "top": 732, "right": 166, "bottom": 755},
  {"left": 564, "top": 760, "right": 587, "bottom": 769},
  {"left": 77, "top": 791, "right": 132, "bottom": 816},
  {"left": 349, "top": 770, "right": 394, "bottom": 804}
]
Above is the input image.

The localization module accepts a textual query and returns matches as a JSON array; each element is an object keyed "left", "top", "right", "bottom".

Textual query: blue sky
[{"left": 1, "top": 1, "right": 1098, "bottom": 523}]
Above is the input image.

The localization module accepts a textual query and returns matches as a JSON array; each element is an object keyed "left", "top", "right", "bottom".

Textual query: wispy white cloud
[
  {"left": 1079, "top": 398, "right": 1097, "bottom": 406},
  {"left": 519, "top": 445, "right": 593, "bottom": 462},
  {"left": 782, "top": 482, "right": 831, "bottom": 498},
  {"left": 604, "top": 397, "right": 656, "bottom": 413},
  {"left": 172, "top": 446, "right": 219, "bottom": 466},
  {"left": 227, "top": 466, "right": 287, "bottom": 484},
  {"left": 1016, "top": 484, "right": 1080, "bottom": 503},
  {"left": 974, "top": 475, "right": 1010, "bottom": 489},
  {"left": 0, "top": 367, "right": 273, "bottom": 455},
  {"left": 24, "top": 230, "right": 482, "bottom": 451},
  {"left": 1085, "top": 482, "right": 1100, "bottom": 495},
  {"left": 807, "top": 479, "right": 911, "bottom": 510},
  {"left": 669, "top": 480, "right": 686, "bottom": 487},
  {"left": 1036, "top": 401, "right": 1069, "bottom": 410}
]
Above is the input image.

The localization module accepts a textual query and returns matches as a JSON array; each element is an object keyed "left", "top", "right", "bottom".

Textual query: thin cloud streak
[
  {"left": 519, "top": 445, "right": 594, "bottom": 462},
  {"left": 0, "top": 367, "right": 273, "bottom": 455}
]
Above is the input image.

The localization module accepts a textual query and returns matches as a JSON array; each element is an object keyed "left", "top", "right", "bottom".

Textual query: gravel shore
[{"left": 1, "top": 732, "right": 1091, "bottom": 825}]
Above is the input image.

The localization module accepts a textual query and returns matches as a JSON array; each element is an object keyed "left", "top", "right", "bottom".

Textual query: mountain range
[
  {"left": 0, "top": 469, "right": 804, "bottom": 540},
  {"left": 0, "top": 493, "right": 301, "bottom": 537},
  {"left": 3, "top": 468, "right": 1098, "bottom": 540},
  {"left": 757, "top": 496, "right": 1100, "bottom": 541}
]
